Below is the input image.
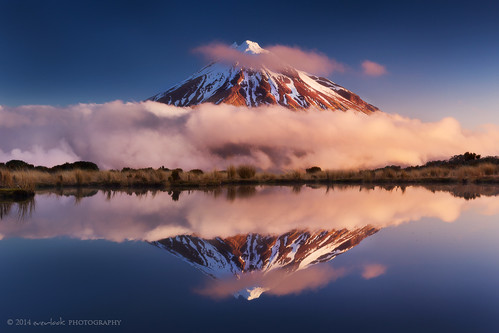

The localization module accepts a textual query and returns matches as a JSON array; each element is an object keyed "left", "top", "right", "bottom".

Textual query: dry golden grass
[{"left": 1, "top": 162, "right": 498, "bottom": 190}]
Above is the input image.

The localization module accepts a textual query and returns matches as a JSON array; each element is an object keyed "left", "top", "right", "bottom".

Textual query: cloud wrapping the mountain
[
  {"left": 1, "top": 101, "right": 499, "bottom": 170},
  {"left": 194, "top": 42, "right": 345, "bottom": 75}
]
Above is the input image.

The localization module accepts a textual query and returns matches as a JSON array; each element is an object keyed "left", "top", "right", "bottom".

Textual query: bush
[
  {"left": 6, "top": 160, "right": 35, "bottom": 170},
  {"left": 73, "top": 161, "right": 99, "bottom": 171},
  {"left": 189, "top": 169, "right": 204, "bottom": 175},
  {"left": 169, "top": 169, "right": 181, "bottom": 182},
  {"left": 236, "top": 165, "right": 256, "bottom": 179},
  {"left": 306, "top": 166, "right": 322, "bottom": 174},
  {"left": 51, "top": 161, "right": 99, "bottom": 172},
  {"left": 449, "top": 152, "right": 481, "bottom": 164}
]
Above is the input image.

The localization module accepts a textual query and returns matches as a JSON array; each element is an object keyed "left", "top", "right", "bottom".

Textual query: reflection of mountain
[{"left": 153, "top": 227, "right": 378, "bottom": 299}]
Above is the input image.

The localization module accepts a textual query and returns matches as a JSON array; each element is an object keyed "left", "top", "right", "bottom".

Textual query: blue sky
[{"left": 1, "top": 0, "right": 498, "bottom": 126}]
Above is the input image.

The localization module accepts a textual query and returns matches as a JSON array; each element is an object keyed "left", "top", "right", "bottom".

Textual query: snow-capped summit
[
  {"left": 148, "top": 40, "right": 379, "bottom": 114},
  {"left": 232, "top": 40, "right": 268, "bottom": 54}
]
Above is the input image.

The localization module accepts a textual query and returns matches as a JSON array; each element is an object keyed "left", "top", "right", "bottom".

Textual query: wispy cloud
[
  {"left": 193, "top": 42, "right": 345, "bottom": 75},
  {"left": 361, "top": 264, "right": 387, "bottom": 279},
  {"left": 196, "top": 266, "right": 346, "bottom": 299},
  {"left": 361, "top": 60, "right": 388, "bottom": 77}
]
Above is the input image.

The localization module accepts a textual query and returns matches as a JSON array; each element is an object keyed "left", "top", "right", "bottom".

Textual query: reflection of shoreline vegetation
[
  {"left": 33, "top": 183, "right": 499, "bottom": 202},
  {"left": 0, "top": 199, "right": 35, "bottom": 220},
  {"left": 0, "top": 188, "right": 35, "bottom": 201},
  {"left": 0, "top": 153, "right": 498, "bottom": 190},
  {"left": 1, "top": 183, "right": 498, "bottom": 220}
]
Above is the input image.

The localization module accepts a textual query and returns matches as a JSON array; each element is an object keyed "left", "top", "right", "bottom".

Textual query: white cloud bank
[{"left": 1, "top": 101, "right": 499, "bottom": 170}]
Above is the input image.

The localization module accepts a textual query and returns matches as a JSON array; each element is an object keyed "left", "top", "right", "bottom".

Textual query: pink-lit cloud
[
  {"left": 361, "top": 60, "right": 388, "bottom": 77},
  {"left": 193, "top": 42, "right": 345, "bottom": 75},
  {"left": 1, "top": 101, "right": 499, "bottom": 171},
  {"left": 266, "top": 45, "right": 345, "bottom": 75},
  {"left": 361, "top": 264, "right": 387, "bottom": 279}
]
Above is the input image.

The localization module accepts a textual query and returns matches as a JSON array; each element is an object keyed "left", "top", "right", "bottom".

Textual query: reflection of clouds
[
  {"left": 362, "top": 264, "right": 387, "bottom": 279},
  {"left": 197, "top": 262, "right": 388, "bottom": 299},
  {"left": 0, "top": 186, "right": 498, "bottom": 242},
  {"left": 196, "top": 266, "right": 347, "bottom": 299}
]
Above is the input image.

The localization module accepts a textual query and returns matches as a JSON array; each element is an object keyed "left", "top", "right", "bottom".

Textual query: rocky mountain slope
[{"left": 149, "top": 41, "right": 378, "bottom": 114}]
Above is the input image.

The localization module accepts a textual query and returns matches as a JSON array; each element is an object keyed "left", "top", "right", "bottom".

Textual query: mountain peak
[
  {"left": 232, "top": 40, "right": 268, "bottom": 54},
  {"left": 148, "top": 41, "right": 379, "bottom": 114}
]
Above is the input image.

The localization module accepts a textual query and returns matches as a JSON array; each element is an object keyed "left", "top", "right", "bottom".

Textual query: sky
[{"left": 0, "top": 0, "right": 498, "bottom": 126}]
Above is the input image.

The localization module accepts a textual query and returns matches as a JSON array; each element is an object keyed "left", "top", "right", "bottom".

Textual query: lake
[{"left": 1, "top": 184, "right": 498, "bottom": 332}]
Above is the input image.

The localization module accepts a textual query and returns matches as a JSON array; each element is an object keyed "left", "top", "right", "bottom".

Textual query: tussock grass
[
  {"left": 236, "top": 165, "right": 256, "bottom": 179},
  {"left": 1, "top": 160, "right": 498, "bottom": 190}
]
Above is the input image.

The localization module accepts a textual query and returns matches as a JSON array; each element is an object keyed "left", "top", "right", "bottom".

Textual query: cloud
[
  {"left": 361, "top": 60, "right": 388, "bottom": 77},
  {"left": 196, "top": 266, "right": 346, "bottom": 299},
  {"left": 193, "top": 42, "right": 344, "bottom": 75},
  {"left": 266, "top": 45, "right": 345, "bottom": 75},
  {"left": 0, "top": 143, "right": 79, "bottom": 167},
  {"left": 361, "top": 264, "right": 387, "bottom": 279},
  {"left": 2, "top": 101, "right": 499, "bottom": 171}
]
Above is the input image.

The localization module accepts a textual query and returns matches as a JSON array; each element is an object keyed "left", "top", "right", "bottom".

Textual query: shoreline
[
  {"left": 1, "top": 168, "right": 499, "bottom": 192},
  {"left": 1, "top": 153, "right": 498, "bottom": 191}
]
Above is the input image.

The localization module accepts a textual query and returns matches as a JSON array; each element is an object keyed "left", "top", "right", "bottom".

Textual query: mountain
[
  {"left": 148, "top": 40, "right": 379, "bottom": 114},
  {"left": 152, "top": 226, "right": 379, "bottom": 299}
]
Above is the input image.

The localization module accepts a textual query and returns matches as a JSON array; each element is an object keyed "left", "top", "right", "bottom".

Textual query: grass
[{"left": 0, "top": 160, "right": 498, "bottom": 191}]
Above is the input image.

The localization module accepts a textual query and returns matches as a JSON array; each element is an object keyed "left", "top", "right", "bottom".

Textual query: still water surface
[{"left": 1, "top": 185, "right": 498, "bottom": 332}]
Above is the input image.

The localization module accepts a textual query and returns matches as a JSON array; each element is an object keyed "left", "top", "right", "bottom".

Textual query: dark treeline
[{"left": 0, "top": 160, "right": 99, "bottom": 172}]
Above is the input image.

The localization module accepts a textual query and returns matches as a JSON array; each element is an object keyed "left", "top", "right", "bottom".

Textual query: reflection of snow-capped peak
[
  {"left": 152, "top": 227, "right": 378, "bottom": 299},
  {"left": 234, "top": 286, "right": 269, "bottom": 300}
]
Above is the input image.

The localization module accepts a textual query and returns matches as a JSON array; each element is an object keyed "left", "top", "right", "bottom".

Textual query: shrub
[
  {"left": 169, "top": 169, "right": 181, "bottom": 182},
  {"left": 450, "top": 152, "right": 481, "bottom": 164},
  {"left": 306, "top": 166, "right": 322, "bottom": 174},
  {"left": 72, "top": 161, "right": 99, "bottom": 171},
  {"left": 236, "top": 165, "right": 256, "bottom": 179},
  {"left": 189, "top": 169, "right": 204, "bottom": 175},
  {"left": 6, "top": 160, "right": 35, "bottom": 170},
  {"left": 51, "top": 161, "right": 99, "bottom": 172}
]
